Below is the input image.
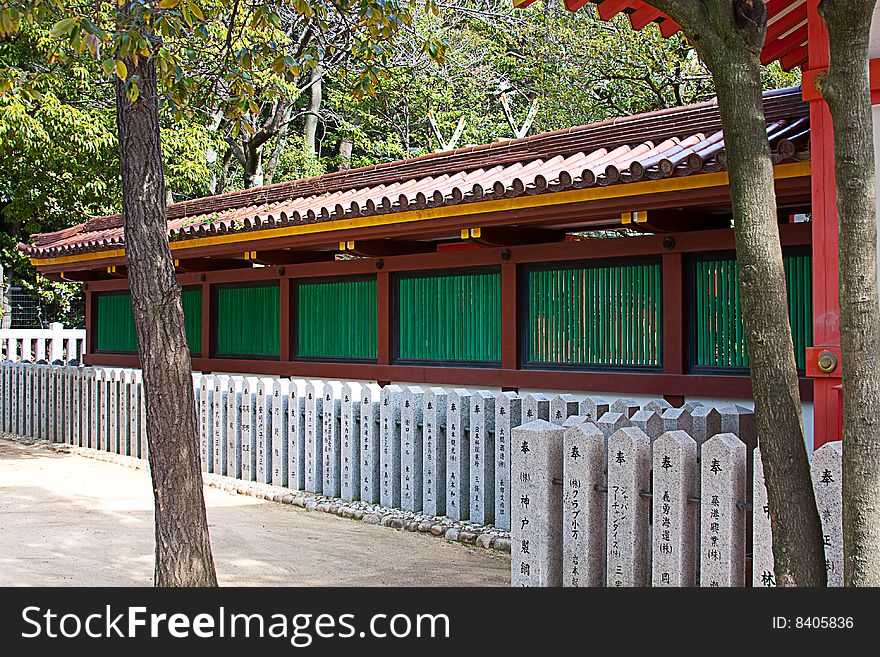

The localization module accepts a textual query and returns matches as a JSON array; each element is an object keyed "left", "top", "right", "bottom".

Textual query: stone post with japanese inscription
[
  {"left": 606, "top": 427, "right": 652, "bottom": 587},
  {"left": 699, "top": 433, "right": 746, "bottom": 587},
  {"left": 322, "top": 381, "right": 343, "bottom": 497},
  {"left": 400, "top": 386, "right": 424, "bottom": 512},
  {"left": 494, "top": 391, "right": 521, "bottom": 532},
  {"left": 511, "top": 420, "right": 564, "bottom": 587},
  {"left": 212, "top": 375, "right": 229, "bottom": 476},
  {"left": 523, "top": 393, "right": 550, "bottom": 423},
  {"left": 550, "top": 394, "right": 579, "bottom": 425},
  {"left": 380, "top": 384, "right": 403, "bottom": 508},
  {"left": 360, "top": 383, "right": 382, "bottom": 503},
  {"left": 446, "top": 388, "right": 471, "bottom": 520},
  {"left": 240, "top": 376, "right": 258, "bottom": 481},
  {"left": 811, "top": 441, "right": 843, "bottom": 587},
  {"left": 226, "top": 376, "right": 243, "bottom": 479},
  {"left": 469, "top": 390, "right": 495, "bottom": 526},
  {"left": 271, "top": 379, "right": 289, "bottom": 487},
  {"left": 256, "top": 378, "right": 275, "bottom": 484},
  {"left": 304, "top": 380, "right": 324, "bottom": 493},
  {"left": 751, "top": 447, "right": 775, "bottom": 587},
  {"left": 652, "top": 430, "right": 697, "bottom": 587},
  {"left": 422, "top": 387, "right": 448, "bottom": 517},
  {"left": 199, "top": 375, "right": 213, "bottom": 471},
  {"left": 578, "top": 397, "right": 611, "bottom": 422},
  {"left": 562, "top": 420, "right": 605, "bottom": 587},
  {"left": 340, "top": 383, "right": 362, "bottom": 501},
  {"left": 287, "top": 379, "right": 308, "bottom": 491}
]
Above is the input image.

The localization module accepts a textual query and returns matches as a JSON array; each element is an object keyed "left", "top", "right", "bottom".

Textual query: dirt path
[{"left": 0, "top": 438, "right": 510, "bottom": 587}]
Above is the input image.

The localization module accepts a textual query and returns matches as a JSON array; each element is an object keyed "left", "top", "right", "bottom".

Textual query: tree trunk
[
  {"left": 303, "top": 65, "right": 323, "bottom": 156},
  {"left": 244, "top": 141, "right": 264, "bottom": 188},
  {"left": 651, "top": 0, "right": 826, "bottom": 586},
  {"left": 819, "top": 0, "right": 880, "bottom": 586},
  {"left": 115, "top": 52, "right": 217, "bottom": 587}
]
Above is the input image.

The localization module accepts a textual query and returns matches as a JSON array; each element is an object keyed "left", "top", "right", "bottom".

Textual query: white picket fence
[
  {"left": 0, "top": 361, "right": 840, "bottom": 587},
  {"left": 0, "top": 323, "right": 86, "bottom": 363},
  {"left": 510, "top": 418, "right": 843, "bottom": 588}
]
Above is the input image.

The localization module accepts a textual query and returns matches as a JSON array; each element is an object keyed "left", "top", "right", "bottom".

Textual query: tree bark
[
  {"left": 115, "top": 52, "right": 217, "bottom": 586},
  {"left": 819, "top": 0, "right": 880, "bottom": 586},
  {"left": 303, "top": 64, "right": 323, "bottom": 156},
  {"left": 650, "top": 0, "right": 826, "bottom": 585}
]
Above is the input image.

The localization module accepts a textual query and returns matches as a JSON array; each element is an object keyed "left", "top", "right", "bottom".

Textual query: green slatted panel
[
  {"left": 397, "top": 271, "right": 500, "bottom": 363},
  {"left": 296, "top": 278, "right": 377, "bottom": 360},
  {"left": 97, "top": 289, "right": 204, "bottom": 354},
  {"left": 215, "top": 283, "right": 280, "bottom": 357},
  {"left": 181, "top": 287, "right": 203, "bottom": 355},
  {"left": 693, "top": 254, "right": 812, "bottom": 369},
  {"left": 526, "top": 262, "right": 662, "bottom": 367},
  {"left": 96, "top": 293, "right": 138, "bottom": 353}
]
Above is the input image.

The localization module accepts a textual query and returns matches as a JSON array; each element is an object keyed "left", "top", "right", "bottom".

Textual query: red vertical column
[
  {"left": 84, "top": 287, "right": 95, "bottom": 358},
  {"left": 377, "top": 271, "right": 391, "bottom": 366},
  {"left": 662, "top": 252, "right": 685, "bottom": 407},
  {"left": 200, "top": 281, "right": 212, "bottom": 361},
  {"left": 279, "top": 278, "right": 291, "bottom": 361},
  {"left": 501, "top": 262, "right": 519, "bottom": 373},
  {"left": 806, "top": 0, "right": 842, "bottom": 448}
]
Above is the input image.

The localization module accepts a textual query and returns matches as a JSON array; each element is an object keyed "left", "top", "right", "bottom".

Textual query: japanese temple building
[{"left": 23, "top": 85, "right": 823, "bottom": 439}]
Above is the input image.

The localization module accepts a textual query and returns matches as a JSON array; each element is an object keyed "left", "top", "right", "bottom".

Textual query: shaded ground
[{"left": 0, "top": 438, "right": 510, "bottom": 587}]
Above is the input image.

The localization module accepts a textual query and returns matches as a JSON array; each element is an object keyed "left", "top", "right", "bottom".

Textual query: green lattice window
[
  {"left": 215, "top": 283, "right": 279, "bottom": 357},
  {"left": 692, "top": 253, "right": 812, "bottom": 369},
  {"left": 296, "top": 278, "right": 377, "bottom": 360},
  {"left": 95, "top": 287, "right": 202, "bottom": 354},
  {"left": 526, "top": 261, "right": 662, "bottom": 368},
  {"left": 396, "top": 270, "right": 501, "bottom": 363}
]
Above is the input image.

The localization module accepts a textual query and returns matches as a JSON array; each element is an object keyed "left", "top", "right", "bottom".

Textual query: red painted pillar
[{"left": 805, "top": 0, "right": 842, "bottom": 448}]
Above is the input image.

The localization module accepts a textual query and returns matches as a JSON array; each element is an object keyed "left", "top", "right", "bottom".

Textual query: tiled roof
[{"left": 23, "top": 86, "right": 810, "bottom": 260}]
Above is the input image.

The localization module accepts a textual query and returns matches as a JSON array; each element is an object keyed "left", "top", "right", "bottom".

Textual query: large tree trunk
[
  {"left": 650, "top": 0, "right": 826, "bottom": 585},
  {"left": 243, "top": 141, "right": 264, "bottom": 188},
  {"left": 115, "top": 52, "right": 217, "bottom": 587},
  {"left": 303, "top": 64, "right": 323, "bottom": 156},
  {"left": 819, "top": 0, "right": 880, "bottom": 586}
]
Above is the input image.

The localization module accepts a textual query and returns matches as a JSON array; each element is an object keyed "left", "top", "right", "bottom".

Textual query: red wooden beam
[
  {"left": 629, "top": 5, "right": 662, "bottom": 31},
  {"left": 766, "top": 2, "right": 807, "bottom": 43},
  {"left": 658, "top": 17, "right": 681, "bottom": 38},
  {"left": 563, "top": 0, "right": 590, "bottom": 10},
  {"left": 597, "top": 0, "right": 636, "bottom": 21},
  {"left": 780, "top": 45, "right": 809, "bottom": 71},
  {"left": 761, "top": 24, "right": 808, "bottom": 66}
]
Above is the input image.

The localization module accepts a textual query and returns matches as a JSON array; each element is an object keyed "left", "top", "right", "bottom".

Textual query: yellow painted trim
[{"left": 29, "top": 161, "right": 811, "bottom": 268}]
